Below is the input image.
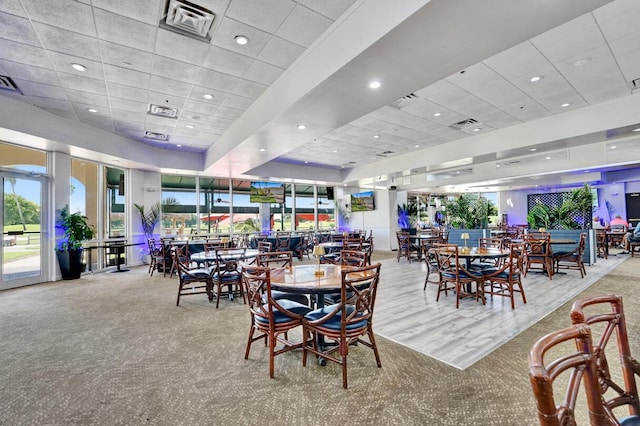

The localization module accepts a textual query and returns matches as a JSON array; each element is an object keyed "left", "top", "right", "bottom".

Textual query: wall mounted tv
[
  {"left": 350, "top": 191, "right": 375, "bottom": 212},
  {"left": 249, "top": 181, "right": 285, "bottom": 203}
]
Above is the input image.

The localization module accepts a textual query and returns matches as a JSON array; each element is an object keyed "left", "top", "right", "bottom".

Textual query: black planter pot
[{"left": 56, "top": 248, "right": 84, "bottom": 280}]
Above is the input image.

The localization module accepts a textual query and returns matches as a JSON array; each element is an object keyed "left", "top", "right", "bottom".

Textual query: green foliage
[
  {"left": 55, "top": 205, "right": 95, "bottom": 251},
  {"left": 3, "top": 194, "right": 40, "bottom": 225},
  {"left": 397, "top": 201, "right": 418, "bottom": 228},
  {"left": 162, "top": 196, "right": 180, "bottom": 213},
  {"left": 134, "top": 202, "right": 160, "bottom": 238},
  {"left": 234, "top": 218, "right": 260, "bottom": 232},
  {"left": 527, "top": 203, "right": 551, "bottom": 229},
  {"left": 442, "top": 195, "right": 496, "bottom": 229}
]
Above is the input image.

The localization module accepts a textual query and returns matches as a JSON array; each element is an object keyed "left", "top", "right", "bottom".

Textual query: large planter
[{"left": 56, "top": 248, "right": 84, "bottom": 280}]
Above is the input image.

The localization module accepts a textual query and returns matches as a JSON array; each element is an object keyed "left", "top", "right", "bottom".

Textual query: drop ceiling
[{"left": 1, "top": 0, "right": 640, "bottom": 192}]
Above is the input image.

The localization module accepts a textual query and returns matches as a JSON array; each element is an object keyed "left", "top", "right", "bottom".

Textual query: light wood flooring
[{"left": 372, "top": 252, "right": 627, "bottom": 369}]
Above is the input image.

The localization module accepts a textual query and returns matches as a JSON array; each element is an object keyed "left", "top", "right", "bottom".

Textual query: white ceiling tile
[
  {"left": 149, "top": 75, "right": 192, "bottom": 98},
  {"left": 107, "top": 82, "right": 149, "bottom": 103},
  {"left": 0, "top": 11, "right": 40, "bottom": 46},
  {"left": 31, "top": 22, "right": 101, "bottom": 62},
  {"left": 91, "top": 0, "right": 161, "bottom": 26},
  {"left": 95, "top": 9, "right": 157, "bottom": 52},
  {"left": 211, "top": 17, "right": 273, "bottom": 58},
  {"left": 21, "top": 0, "right": 96, "bottom": 36},
  {"left": 232, "top": 78, "right": 268, "bottom": 98},
  {"left": 57, "top": 73, "right": 107, "bottom": 95},
  {"left": 110, "top": 98, "right": 148, "bottom": 114},
  {"left": 607, "top": 32, "right": 640, "bottom": 83},
  {"left": 225, "top": 0, "right": 295, "bottom": 33},
  {"left": 593, "top": 0, "right": 640, "bottom": 42},
  {"left": 276, "top": 5, "right": 332, "bottom": 48},
  {"left": 148, "top": 90, "right": 186, "bottom": 109},
  {"left": 12, "top": 79, "right": 67, "bottom": 99},
  {"left": 47, "top": 51, "right": 105, "bottom": 80},
  {"left": 202, "top": 45, "right": 253, "bottom": 75},
  {"left": 99, "top": 41, "right": 153, "bottom": 74},
  {"left": 194, "top": 68, "right": 241, "bottom": 92},
  {"left": 0, "top": 39, "right": 53, "bottom": 68},
  {"left": 154, "top": 29, "right": 210, "bottom": 66},
  {"left": 29, "top": 96, "right": 74, "bottom": 111},
  {"left": 242, "top": 60, "right": 283, "bottom": 85},
  {"left": 212, "top": 105, "right": 243, "bottom": 120},
  {"left": 40, "top": 106, "right": 79, "bottom": 120},
  {"left": 220, "top": 93, "right": 254, "bottom": 110},
  {"left": 65, "top": 89, "right": 109, "bottom": 107},
  {"left": 0, "top": 0, "right": 27, "bottom": 17},
  {"left": 531, "top": 14, "right": 605, "bottom": 63},
  {"left": 112, "top": 109, "right": 147, "bottom": 123},
  {"left": 103, "top": 64, "right": 150, "bottom": 89},
  {"left": 484, "top": 41, "right": 549, "bottom": 81},
  {"left": 297, "top": 0, "right": 357, "bottom": 20},
  {"left": 182, "top": 99, "right": 221, "bottom": 116},
  {"left": 258, "top": 36, "right": 305, "bottom": 69},
  {"left": 0, "top": 60, "right": 61, "bottom": 86},
  {"left": 151, "top": 56, "right": 201, "bottom": 83},
  {"left": 554, "top": 44, "right": 628, "bottom": 104}
]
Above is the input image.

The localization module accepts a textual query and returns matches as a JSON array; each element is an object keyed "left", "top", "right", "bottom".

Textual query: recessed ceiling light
[
  {"left": 176, "top": 144, "right": 182, "bottom": 147},
  {"left": 332, "top": 150, "right": 338, "bottom": 153},
  {"left": 304, "top": 161, "right": 309, "bottom": 164},
  {"left": 573, "top": 58, "right": 591, "bottom": 67},
  {"left": 185, "top": 124, "right": 195, "bottom": 129},
  {"left": 71, "top": 63, "right": 86, "bottom": 72},
  {"left": 373, "top": 135, "right": 380, "bottom": 139},
  {"left": 414, "top": 145, "right": 420, "bottom": 148},
  {"left": 496, "top": 164, "right": 501, "bottom": 168},
  {"left": 433, "top": 112, "right": 442, "bottom": 117},
  {"left": 368, "top": 80, "right": 381, "bottom": 89},
  {"left": 234, "top": 35, "right": 249, "bottom": 45},
  {"left": 473, "top": 128, "right": 481, "bottom": 132},
  {"left": 529, "top": 75, "right": 543, "bottom": 82},
  {"left": 259, "top": 148, "right": 266, "bottom": 152},
  {"left": 633, "top": 128, "right": 640, "bottom": 132},
  {"left": 87, "top": 108, "right": 97, "bottom": 113},
  {"left": 203, "top": 94, "right": 213, "bottom": 100},
  {"left": 530, "top": 148, "right": 537, "bottom": 152},
  {"left": 296, "top": 124, "right": 306, "bottom": 130},
  {"left": 545, "top": 156, "right": 552, "bottom": 160},
  {"left": 561, "top": 103, "right": 571, "bottom": 108},
  {"left": 610, "top": 145, "right": 617, "bottom": 149}
]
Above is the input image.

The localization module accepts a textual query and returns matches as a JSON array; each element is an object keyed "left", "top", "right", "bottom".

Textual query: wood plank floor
[{"left": 372, "top": 252, "right": 627, "bottom": 370}]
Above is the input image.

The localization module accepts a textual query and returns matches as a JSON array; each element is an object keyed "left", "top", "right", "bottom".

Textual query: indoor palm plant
[{"left": 55, "top": 205, "right": 95, "bottom": 279}]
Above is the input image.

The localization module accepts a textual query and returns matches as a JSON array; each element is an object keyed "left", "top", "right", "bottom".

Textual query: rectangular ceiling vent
[
  {"left": 160, "top": 0, "right": 215, "bottom": 42},
  {"left": 391, "top": 93, "right": 418, "bottom": 109},
  {"left": 449, "top": 118, "right": 479, "bottom": 130},
  {"left": 632, "top": 77, "right": 640, "bottom": 88},
  {"left": 144, "top": 131, "right": 170, "bottom": 141},
  {"left": 148, "top": 104, "right": 179, "bottom": 118},
  {"left": 0, "top": 75, "right": 22, "bottom": 93}
]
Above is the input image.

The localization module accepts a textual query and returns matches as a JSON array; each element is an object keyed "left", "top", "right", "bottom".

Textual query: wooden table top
[{"left": 269, "top": 264, "right": 375, "bottom": 294}]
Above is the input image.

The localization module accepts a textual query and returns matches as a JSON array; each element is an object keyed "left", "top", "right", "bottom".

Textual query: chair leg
[
  {"left": 245, "top": 326, "right": 256, "bottom": 359},
  {"left": 269, "top": 331, "right": 276, "bottom": 378}
]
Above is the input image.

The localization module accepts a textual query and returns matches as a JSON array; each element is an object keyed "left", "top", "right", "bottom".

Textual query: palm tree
[{"left": 8, "top": 177, "right": 27, "bottom": 231}]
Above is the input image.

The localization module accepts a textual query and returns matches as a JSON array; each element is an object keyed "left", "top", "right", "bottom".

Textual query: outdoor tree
[{"left": 4, "top": 194, "right": 40, "bottom": 226}]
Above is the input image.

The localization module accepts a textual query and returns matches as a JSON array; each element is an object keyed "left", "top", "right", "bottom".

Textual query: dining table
[
  {"left": 269, "top": 264, "right": 377, "bottom": 364},
  {"left": 190, "top": 248, "right": 259, "bottom": 266}
]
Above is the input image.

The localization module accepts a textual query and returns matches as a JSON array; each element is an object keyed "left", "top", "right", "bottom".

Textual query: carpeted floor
[{"left": 0, "top": 254, "right": 637, "bottom": 425}]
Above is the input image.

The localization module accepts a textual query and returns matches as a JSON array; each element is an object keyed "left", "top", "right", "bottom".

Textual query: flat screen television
[
  {"left": 350, "top": 191, "right": 375, "bottom": 212},
  {"left": 249, "top": 181, "right": 285, "bottom": 203}
]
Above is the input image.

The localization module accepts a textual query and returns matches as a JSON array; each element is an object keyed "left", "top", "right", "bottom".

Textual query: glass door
[{"left": 1, "top": 172, "right": 47, "bottom": 289}]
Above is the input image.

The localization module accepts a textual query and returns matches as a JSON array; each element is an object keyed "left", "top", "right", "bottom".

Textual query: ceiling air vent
[
  {"left": 160, "top": 0, "right": 215, "bottom": 42},
  {"left": 0, "top": 75, "right": 22, "bottom": 93},
  {"left": 376, "top": 150, "right": 394, "bottom": 158},
  {"left": 148, "top": 104, "right": 179, "bottom": 118},
  {"left": 449, "top": 118, "right": 479, "bottom": 131},
  {"left": 144, "top": 131, "right": 170, "bottom": 141},
  {"left": 391, "top": 93, "right": 418, "bottom": 109}
]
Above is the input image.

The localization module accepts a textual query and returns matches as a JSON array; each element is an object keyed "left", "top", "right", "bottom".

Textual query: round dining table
[
  {"left": 269, "top": 264, "right": 377, "bottom": 365},
  {"left": 190, "top": 248, "right": 259, "bottom": 266}
]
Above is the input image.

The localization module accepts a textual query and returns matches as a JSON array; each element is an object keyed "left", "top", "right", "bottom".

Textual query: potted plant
[
  {"left": 55, "top": 205, "right": 95, "bottom": 280},
  {"left": 134, "top": 202, "right": 161, "bottom": 242},
  {"left": 134, "top": 203, "right": 161, "bottom": 265},
  {"left": 397, "top": 201, "right": 417, "bottom": 231}
]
